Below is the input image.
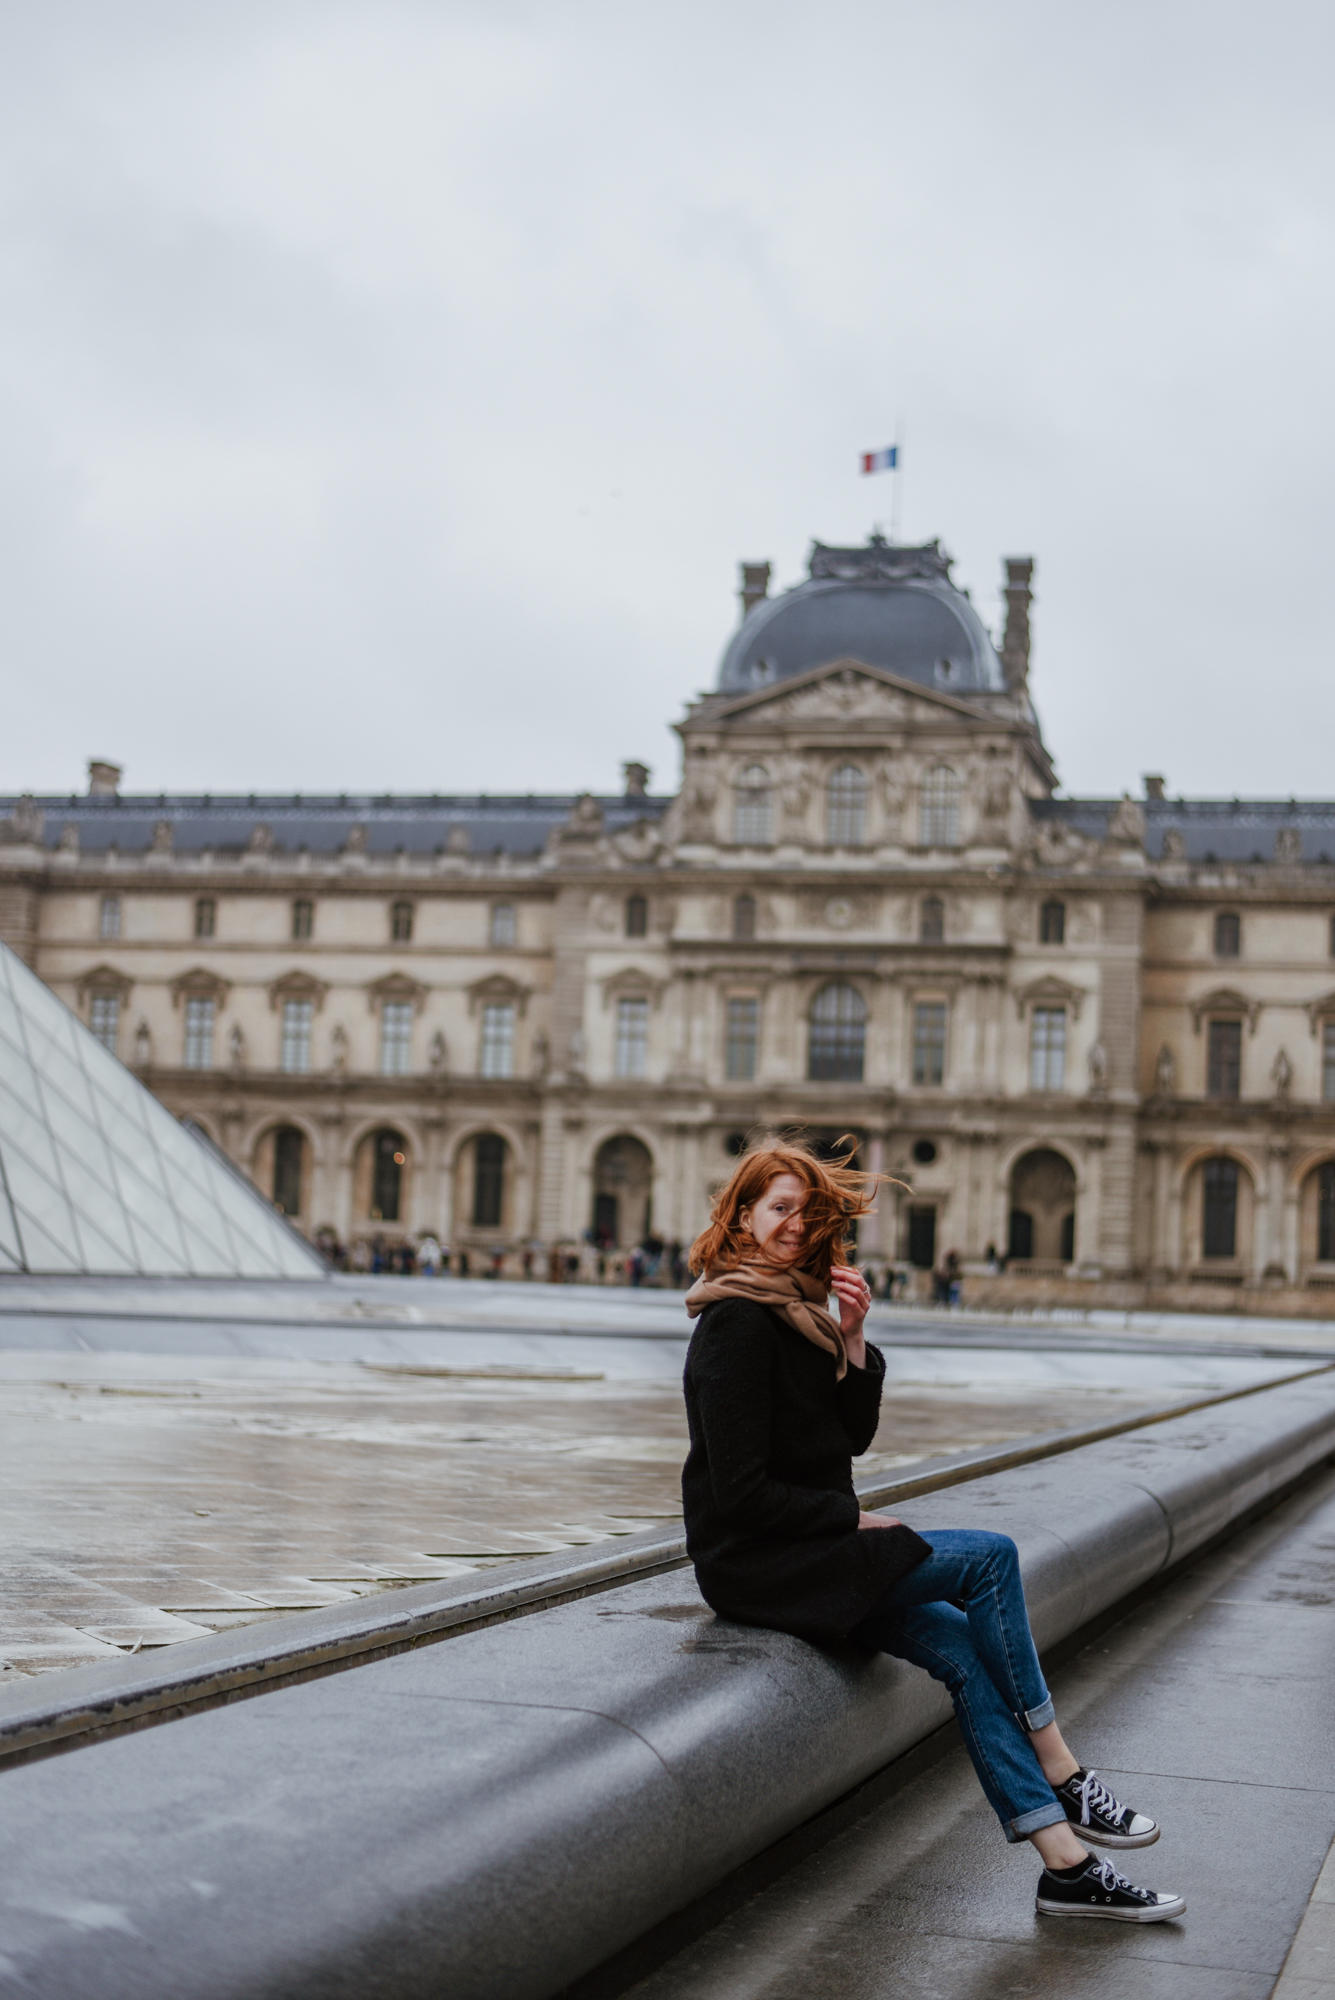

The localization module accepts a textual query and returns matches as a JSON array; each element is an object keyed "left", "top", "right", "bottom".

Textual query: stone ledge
[
  {"left": 1, "top": 1378, "right": 1334, "bottom": 1999},
  {"left": 5, "top": 1373, "right": 1311, "bottom": 1765}
]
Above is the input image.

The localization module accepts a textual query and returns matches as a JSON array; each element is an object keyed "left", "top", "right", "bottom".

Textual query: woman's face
[{"left": 741, "top": 1171, "right": 809, "bottom": 1263}]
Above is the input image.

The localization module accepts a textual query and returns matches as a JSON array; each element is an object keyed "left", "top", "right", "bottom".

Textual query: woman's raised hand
[{"left": 830, "top": 1263, "right": 872, "bottom": 1354}]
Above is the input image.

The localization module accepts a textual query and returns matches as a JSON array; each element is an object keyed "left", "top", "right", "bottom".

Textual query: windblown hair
[{"left": 689, "top": 1133, "right": 895, "bottom": 1286}]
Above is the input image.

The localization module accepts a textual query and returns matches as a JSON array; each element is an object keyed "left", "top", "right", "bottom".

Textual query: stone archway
[
  {"left": 591, "top": 1134, "right": 654, "bottom": 1249},
  {"left": 1008, "top": 1147, "right": 1076, "bottom": 1265}
]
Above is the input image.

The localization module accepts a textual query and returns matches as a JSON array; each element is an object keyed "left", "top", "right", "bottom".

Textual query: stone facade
[{"left": 6, "top": 534, "right": 1335, "bottom": 1307}]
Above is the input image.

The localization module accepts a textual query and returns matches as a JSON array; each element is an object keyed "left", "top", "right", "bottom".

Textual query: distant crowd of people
[{"left": 307, "top": 1225, "right": 1005, "bottom": 1307}]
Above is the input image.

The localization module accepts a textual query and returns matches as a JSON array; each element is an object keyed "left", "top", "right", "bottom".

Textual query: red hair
[{"left": 689, "top": 1133, "right": 897, "bottom": 1285}]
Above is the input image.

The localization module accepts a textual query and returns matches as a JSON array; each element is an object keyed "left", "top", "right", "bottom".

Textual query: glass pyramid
[{"left": 0, "top": 941, "right": 323, "bottom": 1278}]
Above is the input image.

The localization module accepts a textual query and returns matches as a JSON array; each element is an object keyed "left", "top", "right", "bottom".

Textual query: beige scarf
[{"left": 685, "top": 1260, "right": 848, "bottom": 1379}]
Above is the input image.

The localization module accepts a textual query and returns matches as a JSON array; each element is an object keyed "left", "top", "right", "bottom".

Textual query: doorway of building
[
  {"left": 1007, "top": 1148, "right": 1076, "bottom": 1264},
  {"left": 591, "top": 1135, "right": 654, "bottom": 1248},
  {"left": 907, "top": 1205, "right": 937, "bottom": 1270}
]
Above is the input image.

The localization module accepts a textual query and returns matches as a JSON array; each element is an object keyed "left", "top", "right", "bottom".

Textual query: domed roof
[{"left": 717, "top": 536, "right": 1006, "bottom": 698}]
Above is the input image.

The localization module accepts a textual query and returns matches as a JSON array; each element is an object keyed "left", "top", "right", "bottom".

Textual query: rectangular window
[
  {"left": 99, "top": 894, "right": 121, "bottom": 940},
  {"left": 89, "top": 993, "right": 120, "bottom": 1055},
  {"left": 390, "top": 901, "right": 415, "bottom": 943},
  {"left": 280, "top": 998, "right": 313, "bottom": 1074},
  {"left": 1029, "top": 1006, "right": 1066, "bottom": 1091},
  {"left": 194, "top": 897, "right": 216, "bottom": 939},
  {"left": 1324, "top": 1023, "right": 1335, "bottom": 1102},
  {"left": 912, "top": 1001, "right": 947, "bottom": 1086},
  {"left": 380, "top": 1000, "right": 414, "bottom": 1075},
  {"left": 291, "top": 899, "right": 314, "bottom": 941},
  {"left": 614, "top": 996, "right": 649, "bottom": 1079},
  {"left": 1202, "top": 1158, "right": 1238, "bottom": 1258},
  {"left": 480, "top": 1002, "right": 515, "bottom": 1078},
  {"left": 1214, "top": 911, "right": 1240, "bottom": 958},
  {"left": 183, "top": 996, "right": 215, "bottom": 1069},
  {"left": 1206, "top": 1018, "right": 1242, "bottom": 1100},
  {"left": 1039, "top": 900, "right": 1066, "bottom": 945},
  {"left": 490, "top": 902, "right": 517, "bottom": 948},
  {"left": 725, "top": 996, "right": 759, "bottom": 1081}
]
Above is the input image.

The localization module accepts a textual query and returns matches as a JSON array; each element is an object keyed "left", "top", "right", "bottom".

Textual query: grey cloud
[{"left": 1, "top": 0, "right": 1333, "bottom": 798}]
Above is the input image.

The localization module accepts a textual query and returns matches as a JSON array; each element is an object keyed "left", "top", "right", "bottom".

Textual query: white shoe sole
[
  {"left": 1076, "top": 1821, "right": 1160, "bottom": 1850},
  {"left": 1036, "top": 1894, "right": 1186, "bottom": 1923}
]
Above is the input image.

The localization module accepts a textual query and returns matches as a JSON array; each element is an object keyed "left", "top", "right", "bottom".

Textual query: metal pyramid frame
[{"left": 0, "top": 942, "right": 323, "bottom": 1279}]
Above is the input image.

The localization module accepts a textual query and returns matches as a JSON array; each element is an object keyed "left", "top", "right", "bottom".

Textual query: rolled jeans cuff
[
  {"left": 1022, "top": 1696, "right": 1055, "bottom": 1730},
  {"left": 1006, "top": 1801, "right": 1067, "bottom": 1844}
]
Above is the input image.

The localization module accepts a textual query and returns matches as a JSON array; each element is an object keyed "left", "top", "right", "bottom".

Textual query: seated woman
[{"left": 681, "top": 1136, "right": 1184, "bottom": 1924}]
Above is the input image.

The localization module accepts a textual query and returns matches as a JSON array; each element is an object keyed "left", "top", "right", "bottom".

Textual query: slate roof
[
  {"left": 0, "top": 793, "right": 673, "bottom": 859},
  {"left": 717, "top": 537, "right": 1007, "bottom": 698},
  {"left": 1035, "top": 797, "right": 1335, "bottom": 865}
]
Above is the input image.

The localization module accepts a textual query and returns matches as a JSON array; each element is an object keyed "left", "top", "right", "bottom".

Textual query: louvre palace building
[{"left": 6, "top": 531, "right": 1335, "bottom": 1309}]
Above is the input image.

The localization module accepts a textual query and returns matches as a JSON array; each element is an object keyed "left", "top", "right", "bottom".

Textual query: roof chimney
[
  {"left": 87, "top": 760, "right": 122, "bottom": 797},
  {"left": 1000, "top": 557, "right": 1034, "bottom": 693},
  {"left": 738, "top": 561, "right": 771, "bottom": 623},
  {"left": 622, "top": 760, "right": 650, "bottom": 799},
  {"left": 1143, "top": 773, "right": 1166, "bottom": 801}
]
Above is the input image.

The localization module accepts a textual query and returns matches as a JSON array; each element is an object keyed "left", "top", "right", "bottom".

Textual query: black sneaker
[
  {"left": 1037, "top": 1855, "right": 1185, "bottom": 1923},
  {"left": 1054, "top": 1767, "right": 1158, "bottom": 1848}
]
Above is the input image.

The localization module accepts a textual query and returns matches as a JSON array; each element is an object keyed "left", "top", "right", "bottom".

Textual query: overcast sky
[{"left": 3, "top": 0, "right": 1333, "bottom": 804}]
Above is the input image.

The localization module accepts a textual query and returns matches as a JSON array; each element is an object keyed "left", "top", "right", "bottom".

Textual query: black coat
[{"left": 681, "top": 1298, "right": 931, "bottom": 1645}]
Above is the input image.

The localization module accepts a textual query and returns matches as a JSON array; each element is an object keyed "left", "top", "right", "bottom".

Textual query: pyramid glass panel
[{"left": 0, "top": 943, "right": 324, "bottom": 1279}]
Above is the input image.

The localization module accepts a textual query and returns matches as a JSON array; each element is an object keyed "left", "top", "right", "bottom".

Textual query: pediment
[
  {"left": 1189, "top": 987, "right": 1260, "bottom": 1034},
  {"left": 708, "top": 659, "right": 988, "bottom": 728},
  {"left": 1013, "top": 975, "right": 1088, "bottom": 1021}
]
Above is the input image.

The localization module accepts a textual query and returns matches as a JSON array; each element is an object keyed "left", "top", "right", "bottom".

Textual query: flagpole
[{"left": 891, "top": 417, "right": 905, "bottom": 544}]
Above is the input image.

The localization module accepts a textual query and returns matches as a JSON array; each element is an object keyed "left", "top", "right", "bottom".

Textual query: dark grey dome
[{"left": 718, "top": 537, "right": 1005, "bottom": 697}]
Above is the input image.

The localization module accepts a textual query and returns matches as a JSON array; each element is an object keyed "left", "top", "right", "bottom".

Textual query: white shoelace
[
  {"left": 1072, "top": 1768, "right": 1125, "bottom": 1827},
  {"left": 1088, "top": 1858, "right": 1148, "bottom": 1901}
]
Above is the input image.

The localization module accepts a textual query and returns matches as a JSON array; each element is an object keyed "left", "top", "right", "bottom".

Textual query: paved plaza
[{"left": 0, "top": 1274, "right": 1311, "bottom": 1679}]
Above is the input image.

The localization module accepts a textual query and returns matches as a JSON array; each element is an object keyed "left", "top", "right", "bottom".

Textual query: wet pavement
[
  {"left": 0, "top": 1276, "right": 1307, "bottom": 1680},
  {"left": 614, "top": 1464, "right": 1335, "bottom": 2000}
]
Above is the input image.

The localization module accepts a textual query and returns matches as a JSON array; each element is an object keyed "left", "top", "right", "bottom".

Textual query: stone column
[
  {"left": 561, "top": 1114, "right": 587, "bottom": 1241},
  {"left": 1260, "top": 1141, "right": 1291, "bottom": 1279},
  {"left": 420, "top": 1112, "right": 448, "bottom": 1237},
  {"left": 536, "top": 1095, "right": 568, "bottom": 1242},
  {"left": 860, "top": 1132, "right": 886, "bottom": 1257},
  {"left": 1166, "top": 1150, "right": 1185, "bottom": 1273}
]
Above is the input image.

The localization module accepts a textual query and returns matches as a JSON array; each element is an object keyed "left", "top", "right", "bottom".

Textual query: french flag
[{"left": 860, "top": 445, "right": 898, "bottom": 474}]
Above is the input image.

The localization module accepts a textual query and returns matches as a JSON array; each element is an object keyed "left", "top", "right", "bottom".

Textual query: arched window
[
  {"left": 918, "top": 766, "right": 961, "bottom": 847},
  {"left": 920, "top": 895, "right": 944, "bottom": 943},
  {"left": 1040, "top": 899, "right": 1066, "bottom": 945},
  {"left": 370, "top": 1129, "right": 406, "bottom": 1223},
  {"left": 271, "top": 1126, "right": 305, "bottom": 1217},
  {"left": 733, "top": 893, "right": 756, "bottom": 941},
  {"left": 1214, "top": 910, "right": 1240, "bottom": 958},
  {"left": 1318, "top": 1162, "right": 1335, "bottom": 1262},
  {"left": 625, "top": 893, "right": 648, "bottom": 938},
  {"left": 472, "top": 1133, "right": 507, "bottom": 1228},
  {"left": 808, "top": 983, "right": 866, "bottom": 1082},
  {"left": 390, "top": 900, "right": 415, "bottom": 943},
  {"left": 826, "top": 765, "right": 867, "bottom": 845},
  {"left": 193, "top": 897, "right": 216, "bottom": 940},
  {"left": 1202, "top": 1157, "right": 1238, "bottom": 1259},
  {"left": 733, "top": 765, "right": 773, "bottom": 845}
]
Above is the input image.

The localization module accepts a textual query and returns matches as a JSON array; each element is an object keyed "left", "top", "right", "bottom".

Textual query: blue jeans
[{"left": 851, "top": 1528, "right": 1066, "bottom": 1843}]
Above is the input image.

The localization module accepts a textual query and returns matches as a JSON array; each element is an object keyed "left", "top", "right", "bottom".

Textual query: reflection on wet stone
[{"left": 0, "top": 1315, "right": 1280, "bottom": 1680}]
